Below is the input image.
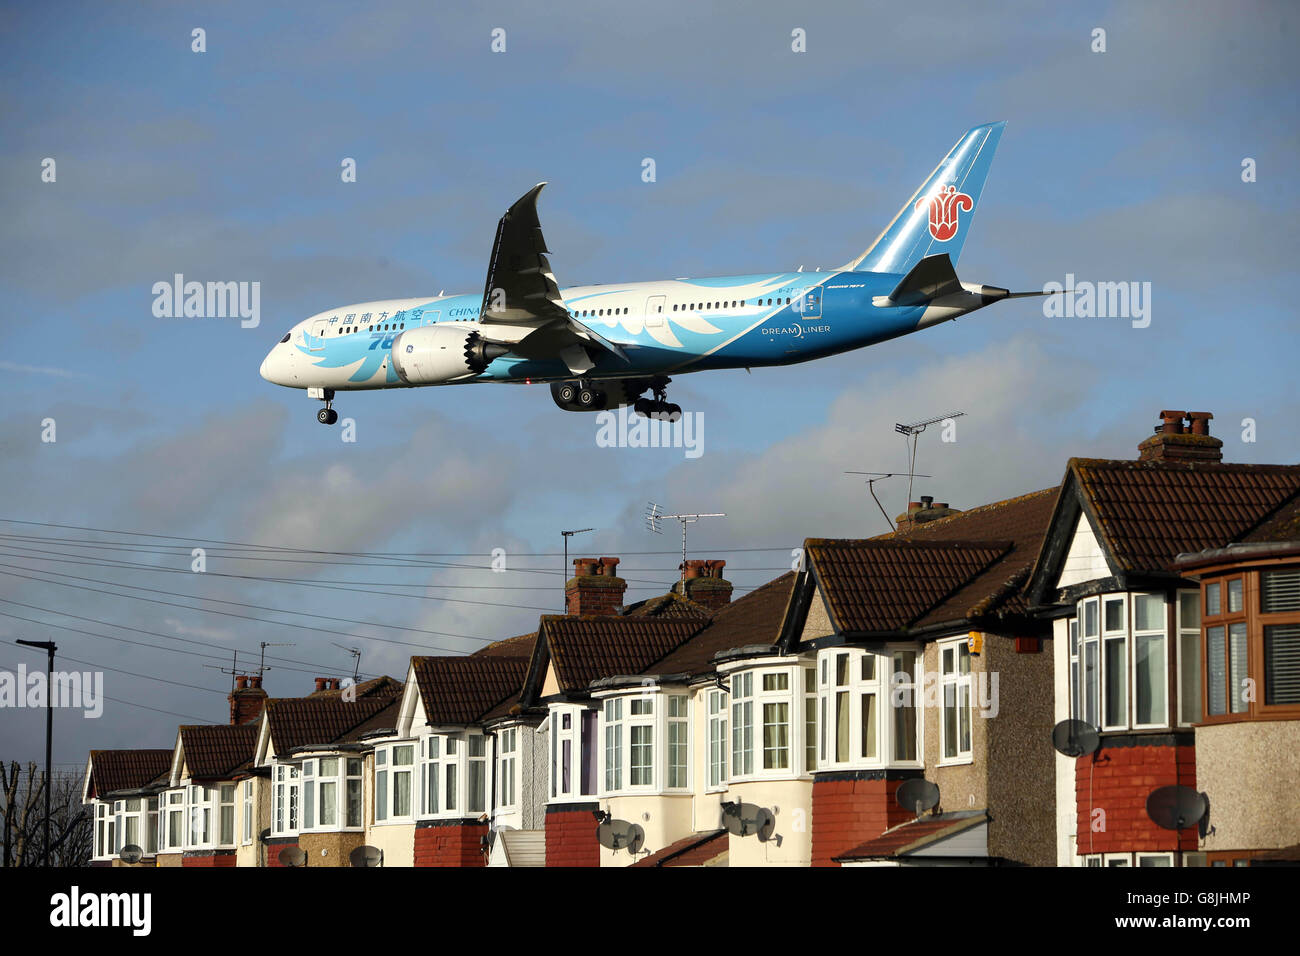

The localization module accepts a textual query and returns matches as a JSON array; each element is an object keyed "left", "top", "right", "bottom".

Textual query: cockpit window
[{"left": 280, "top": 332, "right": 291, "bottom": 344}]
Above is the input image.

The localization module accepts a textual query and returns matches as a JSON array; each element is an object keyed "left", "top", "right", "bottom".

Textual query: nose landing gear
[{"left": 311, "top": 387, "right": 339, "bottom": 425}]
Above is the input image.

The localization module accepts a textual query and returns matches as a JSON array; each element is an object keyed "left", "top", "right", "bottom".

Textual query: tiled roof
[
  {"left": 307, "top": 675, "right": 403, "bottom": 699},
  {"left": 543, "top": 616, "right": 709, "bottom": 693},
  {"left": 807, "top": 539, "right": 1012, "bottom": 635},
  {"left": 87, "top": 750, "right": 173, "bottom": 799},
  {"left": 178, "top": 723, "right": 259, "bottom": 780},
  {"left": 833, "top": 811, "right": 987, "bottom": 861},
  {"left": 1243, "top": 496, "right": 1300, "bottom": 544},
  {"left": 264, "top": 691, "right": 400, "bottom": 755},
  {"left": 631, "top": 829, "right": 728, "bottom": 867},
  {"left": 651, "top": 572, "right": 796, "bottom": 675},
  {"left": 623, "top": 592, "right": 713, "bottom": 618},
  {"left": 472, "top": 632, "right": 539, "bottom": 658},
  {"left": 412, "top": 656, "right": 529, "bottom": 725},
  {"left": 887, "top": 487, "right": 1059, "bottom": 625},
  {"left": 1070, "top": 459, "right": 1300, "bottom": 571}
]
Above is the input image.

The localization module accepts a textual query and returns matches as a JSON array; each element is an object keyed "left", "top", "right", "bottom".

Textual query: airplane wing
[{"left": 477, "top": 183, "right": 628, "bottom": 374}]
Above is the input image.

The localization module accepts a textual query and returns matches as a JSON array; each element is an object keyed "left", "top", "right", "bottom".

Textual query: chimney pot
[
  {"left": 672, "top": 558, "right": 733, "bottom": 610},
  {"left": 566, "top": 556, "right": 628, "bottom": 616},
  {"left": 1187, "top": 411, "right": 1213, "bottom": 436},
  {"left": 314, "top": 677, "right": 327, "bottom": 692},
  {"left": 1139, "top": 409, "right": 1223, "bottom": 463},
  {"left": 235, "top": 674, "right": 248, "bottom": 690},
  {"left": 1159, "top": 410, "right": 1187, "bottom": 434}
]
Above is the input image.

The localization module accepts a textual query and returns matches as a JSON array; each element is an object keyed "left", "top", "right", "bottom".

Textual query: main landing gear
[
  {"left": 633, "top": 377, "right": 682, "bottom": 423},
  {"left": 311, "top": 387, "right": 339, "bottom": 425}
]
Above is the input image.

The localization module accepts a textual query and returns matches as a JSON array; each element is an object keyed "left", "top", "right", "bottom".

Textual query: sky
[{"left": 0, "top": 0, "right": 1296, "bottom": 770}]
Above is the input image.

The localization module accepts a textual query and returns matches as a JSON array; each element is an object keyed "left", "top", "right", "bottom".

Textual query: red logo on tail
[{"left": 917, "top": 184, "right": 973, "bottom": 242}]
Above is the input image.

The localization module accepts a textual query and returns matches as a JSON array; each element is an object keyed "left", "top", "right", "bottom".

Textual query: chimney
[
  {"left": 229, "top": 673, "right": 268, "bottom": 725},
  {"left": 565, "top": 556, "right": 627, "bottom": 616},
  {"left": 314, "top": 677, "right": 328, "bottom": 692},
  {"left": 672, "top": 559, "right": 733, "bottom": 610},
  {"left": 894, "top": 495, "right": 961, "bottom": 533},
  {"left": 1137, "top": 409, "right": 1223, "bottom": 463}
]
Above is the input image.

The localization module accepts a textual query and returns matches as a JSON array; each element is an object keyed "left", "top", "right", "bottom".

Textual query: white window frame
[
  {"left": 666, "top": 694, "right": 689, "bottom": 790},
  {"left": 1103, "top": 852, "right": 1132, "bottom": 867},
  {"left": 241, "top": 780, "right": 253, "bottom": 845},
  {"left": 217, "top": 783, "right": 236, "bottom": 846},
  {"left": 938, "top": 638, "right": 973, "bottom": 765},
  {"left": 373, "top": 741, "right": 415, "bottom": 824},
  {"left": 1131, "top": 592, "right": 1168, "bottom": 729},
  {"left": 818, "top": 646, "right": 922, "bottom": 771},
  {"left": 497, "top": 727, "right": 518, "bottom": 810},
  {"left": 706, "top": 688, "right": 728, "bottom": 790},
  {"left": 272, "top": 763, "right": 300, "bottom": 837},
  {"left": 164, "top": 789, "right": 184, "bottom": 851},
  {"left": 603, "top": 698, "right": 623, "bottom": 793},
  {"left": 467, "top": 734, "right": 488, "bottom": 815},
  {"left": 627, "top": 695, "right": 655, "bottom": 790},
  {"left": 1176, "top": 590, "right": 1202, "bottom": 726},
  {"left": 1100, "top": 593, "right": 1128, "bottom": 731},
  {"left": 596, "top": 688, "right": 692, "bottom": 796},
  {"left": 1136, "top": 851, "right": 1176, "bottom": 867}
]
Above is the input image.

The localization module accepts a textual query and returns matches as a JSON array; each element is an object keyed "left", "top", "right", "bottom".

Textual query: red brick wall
[
  {"left": 811, "top": 773, "right": 916, "bottom": 867},
  {"left": 414, "top": 820, "right": 487, "bottom": 867},
  {"left": 265, "top": 840, "right": 299, "bottom": 867},
  {"left": 545, "top": 804, "right": 600, "bottom": 867},
  {"left": 1074, "top": 738, "right": 1197, "bottom": 855},
  {"left": 183, "top": 851, "right": 237, "bottom": 867}
]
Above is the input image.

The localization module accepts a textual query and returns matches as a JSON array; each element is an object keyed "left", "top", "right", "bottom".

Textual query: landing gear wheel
[
  {"left": 663, "top": 403, "right": 682, "bottom": 423},
  {"left": 578, "top": 387, "right": 597, "bottom": 408},
  {"left": 558, "top": 383, "right": 577, "bottom": 404},
  {"left": 633, "top": 398, "right": 654, "bottom": 417},
  {"left": 317, "top": 408, "right": 338, "bottom": 425}
]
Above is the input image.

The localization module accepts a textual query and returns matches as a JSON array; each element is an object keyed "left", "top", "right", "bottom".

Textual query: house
[
  {"left": 1025, "top": 410, "right": 1300, "bottom": 866},
  {"left": 82, "top": 749, "right": 172, "bottom": 866},
  {"left": 162, "top": 722, "right": 261, "bottom": 867}
]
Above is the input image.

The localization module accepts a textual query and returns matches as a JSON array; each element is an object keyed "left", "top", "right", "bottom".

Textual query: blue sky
[{"left": 0, "top": 0, "right": 1296, "bottom": 764}]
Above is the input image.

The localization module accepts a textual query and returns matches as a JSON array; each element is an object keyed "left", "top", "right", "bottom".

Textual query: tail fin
[{"left": 842, "top": 122, "right": 1005, "bottom": 275}]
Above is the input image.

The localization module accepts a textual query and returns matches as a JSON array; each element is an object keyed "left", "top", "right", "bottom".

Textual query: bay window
[
  {"left": 417, "top": 732, "right": 489, "bottom": 818},
  {"left": 597, "top": 689, "right": 693, "bottom": 794},
  {"left": 1133, "top": 593, "right": 1167, "bottom": 727},
  {"left": 722, "top": 661, "right": 814, "bottom": 779},
  {"left": 273, "top": 763, "right": 299, "bottom": 835},
  {"left": 939, "top": 639, "right": 972, "bottom": 762},
  {"left": 760, "top": 674, "right": 790, "bottom": 771},
  {"left": 187, "top": 785, "right": 213, "bottom": 847},
  {"left": 820, "top": 647, "right": 920, "bottom": 769},
  {"left": 1203, "top": 567, "right": 1300, "bottom": 718},
  {"left": 1070, "top": 592, "right": 1170, "bottom": 731},
  {"left": 628, "top": 697, "right": 654, "bottom": 786},
  {"left": 731, "top": 672, "right": 754, "bottom": 776},
  {"left": 374, "top": 743, "right": 414, "bottom": 822},
  {"left": 297, "top": 756, "right": 363, "bottom": 831},
  {"left": 1102, "top": 595, "right": 1127, "bottom": 729}
]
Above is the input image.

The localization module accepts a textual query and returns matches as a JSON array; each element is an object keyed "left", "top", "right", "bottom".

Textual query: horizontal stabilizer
[{"left": 886, "top": 254, "right": 962, "bottom": 306}]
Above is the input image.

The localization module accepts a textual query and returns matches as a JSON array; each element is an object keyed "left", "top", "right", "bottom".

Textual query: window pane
[
  {"left": 376, "top": 771, "right": 388, "bottom": 821},
  {"left": 630, "top": 726, "right": 653, "bottom": 785},
  {"left": 1207, "top": 626, "right": 1226, "bottom": 715},
  {"left": 1264, "top": 623, "right": 1300, "bottom": 706},
  {"left": 893, "top": 692, "right": 917, "bottom": 761},
  {"left": 762, "top": 702, "right": 789, "bottom": 770},
  {"left": 861, "top": 654, "right": 875, "bottom": 682},
  {"left": 1135, "top": 633, "right": 1166, "bottom": 725},
  {"left": 468, "top": 761, "right": 485, "bottom": 813},
  {"left": 835, "top": 654, "right": 848, "bottom": 687},
  {"left": 1206, "top": 582, "right": 1221, "bottom": 616},
  {"left": 1104, "top": 598, "right": 1124, "bottom": 632},
  {"left": 860, "top": 693, "right": 876, "bottom": 759},
  {"left": 1229, "top": 622, "right": 1249, "bottom": 713},
  {"left": 347, "top": 779, "right": 362, "bottom": 827},
  {"left": 320, "top": 757, "right": 338, "bottom": 777},
  {"left": 1179, "top": 631, "right": 1201, "bottom": 724},
  {"left": 834, "top": 691, "right": 849, "bottom": 762},
  {"left": 763, "top": 672, "right": 789, "bottom": 692},
  {"left": 668, "top": 722, "right": 688, "bottom": 787},
  {"left": 1262, "top": 570, "right": 1300, "bottom": 613},
  {"left": 445, "top": 764, "right": 457, "bottom": 811},
  {"left": 1084, "top": 600, "right": 1098, "bottom": 637},
  {"left": 304, "top": 780, "right": 315, "bottom": 829},
  {"left": 804, "top": 696, "right": 816, "bottom": 772},
  {"left": 426, "top": 764, "right": 438, "bottom": 815},
  {"left": 394, "top": 745, "right": 414, "bottom": 766},
  {"left": 320, "top": 781, "right": 336, "bottom": 827},
  {"left": 1134, "top": 594, "right": 1163, "bottom": 631},
  {"left": 1179, "top": 592, "right": 1201, "bottom": 629},
  {"left": 1104, "top": 637, "right": 1127, "bottom": 726},
  {"left": 1227, "top": 579, "right": 1243, "bottom": 613},
  {"left": 943, "top": 683, "right": 958, "bottom": 758}
]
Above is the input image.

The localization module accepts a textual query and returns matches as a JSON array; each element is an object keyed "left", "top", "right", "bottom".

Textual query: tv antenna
[
  {"left": 332, "top": 642, "right": 362, "bottom": 682},
  {"left": 561, "top": 527, "right": 595, "bottom": 612},
  {"left": 894, "top": 411, "right": 965, "bottom": 507},
  {"left": 203, "top": 650, "right": 248, "bottom": 692},
  {"left": 258, "top": 641, "right": 295, "bottom": 679},
  {"left": 645, "top": 502, "right": 726, "bottom": 583},
  {"left": 844, "top": 471, "right": 933, "bottom": 532}
]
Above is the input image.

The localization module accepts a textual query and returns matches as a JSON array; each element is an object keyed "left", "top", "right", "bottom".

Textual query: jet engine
[{"left": 390, "top": 326, "right": 509, "bottom": 384}]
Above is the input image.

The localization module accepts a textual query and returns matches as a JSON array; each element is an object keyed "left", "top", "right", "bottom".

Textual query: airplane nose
[{"left": 259, "top": 354, "right": 270, "bottom": 381}]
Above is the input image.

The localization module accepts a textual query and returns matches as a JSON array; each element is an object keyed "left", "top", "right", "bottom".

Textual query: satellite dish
[
  {"left": 118, "top": 844, "right": 143, "bottom": 864},
  {"left": 348, "top": 845, "right": 383, "bottom": 868},
  {"left": 896, "top": 779, "right": 940, "bottom": 817},
  {"left": 1051, "top": 719, "right": 1101, "bottom": 757},
  {"left": 1146, "top": 786, "right": 1208, "bottom": 831},
  {"left": 278, "top": 846, "right": 307, "bottom": 868},
  {"left": 721, "top": 802, "right": 775, "bottom": 838},
  {"left": 595, "top": 819, "right": 645, "bottom": 854}
]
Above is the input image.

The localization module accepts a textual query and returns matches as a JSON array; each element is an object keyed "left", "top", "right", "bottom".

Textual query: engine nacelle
[{"left": 391, "top": 325, "right": 508, "bottom": 385}]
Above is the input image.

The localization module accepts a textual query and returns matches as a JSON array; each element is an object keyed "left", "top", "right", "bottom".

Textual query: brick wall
[
  {"left": 414, "top": 819, "right": 488, "bottom": 867},
  {"left": 545, "top": 803, "right": 600, "bottom": 867},
  {"left": 182, "top": 849, "right": 237, "bottom": 867},
  {"left": 264, "top": 838, "right": 300, "bottom": 867},
  {"left": 1074, "top": 736, "right": 1197, "bottom": 855},
  {"left": 811, "top": 772, "right": 919, "bottom": 867}
]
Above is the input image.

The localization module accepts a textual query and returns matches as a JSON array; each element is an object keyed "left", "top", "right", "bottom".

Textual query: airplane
[{"left": 260, "top": 121, "right": 1049, "bottom": 425}]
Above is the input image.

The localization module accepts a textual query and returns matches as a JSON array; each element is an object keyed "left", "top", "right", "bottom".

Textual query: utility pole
[
  {"left": 561, "top": 528, "right": 594, "bottom": 611},
  {"left": 16, "top": 638, "right": 56, "bottom": 867}
]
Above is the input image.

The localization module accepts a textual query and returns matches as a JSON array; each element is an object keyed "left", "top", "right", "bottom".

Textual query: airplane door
[
  {"left": 645, "top": 295, "right": 666, "bottom": 328},
  {"left": 424, "top": 310, "right": 440, "bottom": 326},
  {"left": 309, "top": 319, "right": 328, "bottom": 350},
  {"left": 794, "top": 285, "right": 822, "bottom": 319}
]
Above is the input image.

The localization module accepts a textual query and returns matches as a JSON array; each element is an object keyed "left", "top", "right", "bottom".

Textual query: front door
[
  {"left": 645, "top": 295, "right": 667, "bottom": 328},
  {"left": 309, "top": 319, "right": 329, "bottom": 350}
]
